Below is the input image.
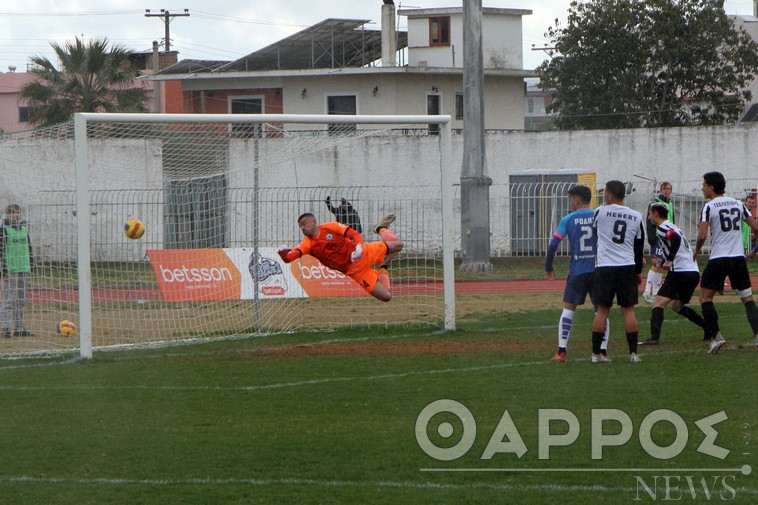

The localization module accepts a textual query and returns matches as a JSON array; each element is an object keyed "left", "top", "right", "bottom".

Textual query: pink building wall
[
  {"left": 0, "top": 71, "right": 160, "bottom": 133},
  {"left": 0, "top": 73, "right": 36, "bottom": 133}
]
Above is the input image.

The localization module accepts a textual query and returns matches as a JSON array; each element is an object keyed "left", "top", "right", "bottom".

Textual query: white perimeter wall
[{"left": 2, "top": 123, "right": 757, "bottom": 260}]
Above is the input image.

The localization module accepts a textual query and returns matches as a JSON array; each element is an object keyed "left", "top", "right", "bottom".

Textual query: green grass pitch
[{"left": 0, "top": 301, "right": 755, "bottom": 504}]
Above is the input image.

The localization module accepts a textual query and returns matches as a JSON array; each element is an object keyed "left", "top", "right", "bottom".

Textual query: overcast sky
[{"left": 0, "top": 0, "right": 755, "bottom": 73}]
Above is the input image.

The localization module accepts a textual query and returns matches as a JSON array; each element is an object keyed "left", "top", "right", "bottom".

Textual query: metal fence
[
  {"left": 28, "top": 180, "right": 756, "bottom": 264},
  {"left": 490, "top": 180, "right": 755, "bottom": 257}
]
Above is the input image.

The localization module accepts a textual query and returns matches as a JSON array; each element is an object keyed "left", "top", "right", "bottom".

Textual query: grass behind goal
[{"left": 0, "top": 301, "right": 755, "bottom": 504}]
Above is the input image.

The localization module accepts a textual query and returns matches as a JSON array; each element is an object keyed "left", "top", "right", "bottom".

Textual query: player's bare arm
[{"left": 694, "top": 221, "right": 709, "bottom": 260}]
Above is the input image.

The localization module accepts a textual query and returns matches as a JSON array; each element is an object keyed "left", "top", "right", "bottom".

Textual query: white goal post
[{"left": 72, "top": 113, "right": 456, "bottom": 359}]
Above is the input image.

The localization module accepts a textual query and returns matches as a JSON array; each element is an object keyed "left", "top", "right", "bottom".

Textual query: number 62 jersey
[
  {"left": 701, "top": 196, "right": 752, "bottom": 259},
  {"left": 593, "top": 204, "right": 645, "bottom": 267}
]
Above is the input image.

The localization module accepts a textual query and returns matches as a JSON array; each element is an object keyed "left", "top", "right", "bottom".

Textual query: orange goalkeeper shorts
[{"left": 346, "top": 241, "right": 388, "bottom": 294}]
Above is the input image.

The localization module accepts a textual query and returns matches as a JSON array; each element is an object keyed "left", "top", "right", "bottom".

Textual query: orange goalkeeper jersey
[{"left": 295, "top": 222, "right": 362, "bottom": 273}]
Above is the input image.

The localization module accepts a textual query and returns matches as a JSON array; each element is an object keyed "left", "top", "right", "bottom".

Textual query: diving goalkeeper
[{"left": 277, "top": 213, "right": 402, "bottom": 302}]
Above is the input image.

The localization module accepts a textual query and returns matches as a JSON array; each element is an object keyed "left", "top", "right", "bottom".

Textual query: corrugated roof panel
[{"left": 217, "top": 18, "right": 407, "bottom": 71}]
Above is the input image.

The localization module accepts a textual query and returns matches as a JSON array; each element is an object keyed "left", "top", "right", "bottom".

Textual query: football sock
[
  {"left": 650, "top": 307, "right": 664, "bottom": 340},
  {"left": 745, "top": 300, "right": 758, "bottom": 334},
  {"left": 558, "top": 309, "right": 575, "bottom": 350},
  {"left": 377, "top": 268, "right": 391, "bottom": 291},
  {"left": 645, "top": 270, "right": 662, "bottom": 295},
  {"left": 600, "top": 318, "right": 610, "bottom": 351},
  {"left": 626, "top": 331, "right": 638, "bottom": 354},
  {"left": 651, "top": 272, "right": 664, "bottom": 296},
  {"left": 676, "top": 305, "right": 706, "bottom": 329},
  {"left": 592, "top": 331, "right": 604, "bottom": 355},
  {"left": 701, "top": 301, "right": 720, "bottom": 338}
]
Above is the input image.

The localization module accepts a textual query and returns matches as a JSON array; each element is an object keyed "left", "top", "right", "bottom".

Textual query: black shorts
[
  {"left": 657, "top": 271, "right": 700, "bottom": 304},
  {"left": 700, "top": 257, "right": 752, "bottom": 292},
  {"left": 592, "top": 265, "right": 639, "bottom": 308}
]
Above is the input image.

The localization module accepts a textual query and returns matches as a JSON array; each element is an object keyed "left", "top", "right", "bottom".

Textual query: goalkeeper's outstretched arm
[{"left": 277, "top": 246, "right": 302, "bottom": 263}]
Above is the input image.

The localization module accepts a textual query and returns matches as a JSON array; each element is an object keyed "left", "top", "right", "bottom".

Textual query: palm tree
[{"left": 20, "top": 37, "right": 149, "bottom": 127}]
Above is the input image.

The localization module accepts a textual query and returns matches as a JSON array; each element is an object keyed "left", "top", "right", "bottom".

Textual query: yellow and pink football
[
  {"left": 57, "top": 320, "right": 77, "bottom": 337},
  {"left": 124, "top": 219, "right": 145, "bottom": 240}
]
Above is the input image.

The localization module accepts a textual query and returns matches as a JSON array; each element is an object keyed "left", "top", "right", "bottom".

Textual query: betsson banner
[{"left": 148, "top": 248, "right": 368, "bottom": 302}]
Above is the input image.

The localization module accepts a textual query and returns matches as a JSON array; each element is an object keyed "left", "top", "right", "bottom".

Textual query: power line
[
  {"left": 0, "top": 10, "right": 142, "bottom": 17},
  {"left": 191, "top": 10, "right": 309, "bottom": 28}
]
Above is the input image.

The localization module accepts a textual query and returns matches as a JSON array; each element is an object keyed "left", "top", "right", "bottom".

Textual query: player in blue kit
[{"left": 545, "top": 185, "right": 609, "bottom": 362}]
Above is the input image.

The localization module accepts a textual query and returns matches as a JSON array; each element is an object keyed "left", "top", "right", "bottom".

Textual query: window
[
  {"left": 429, "top": 17, "right": 451, "bottom": 46},
  {"left": 527, "top": 99, "right": 534, "bottom": 114},
  {"left": 427, "top": 94, "right": 441, "bottom": 134},
  {"left": 230, "top": 97, "right": 263, "bottom": 138},
  {"left": 455, "top": 92, "right": 464, "bottom": 120},
  {"left": 327, "top": 95, "right": 357, "bottom": 133},
  {"left": 19, "top": 106, "right": 31, "bottom": 123}
]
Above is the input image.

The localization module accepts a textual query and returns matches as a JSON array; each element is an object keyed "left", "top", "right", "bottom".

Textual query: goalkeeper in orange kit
[{"left": 277, "top": 213, "right": 402, "bottom": 302}]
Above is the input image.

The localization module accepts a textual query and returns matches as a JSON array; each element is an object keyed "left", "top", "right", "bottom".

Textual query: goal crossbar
[{"left": 75, "top": 113, "right": 453, "bottom": 125}]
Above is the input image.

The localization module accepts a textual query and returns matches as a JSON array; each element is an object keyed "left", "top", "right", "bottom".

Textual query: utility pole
[
  {"left": 145, "top": 9, "right": 190, "bottom": 51},
  {"left": 459, "top": 0, "right": 493, "bottom": 273}
]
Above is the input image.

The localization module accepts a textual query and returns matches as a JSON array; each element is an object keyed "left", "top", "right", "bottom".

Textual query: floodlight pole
[{"left": 460, "top": 0, "right": 493, "bottom": 273}]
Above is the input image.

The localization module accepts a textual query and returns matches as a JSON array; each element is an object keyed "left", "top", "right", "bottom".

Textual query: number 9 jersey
[
  {"left": 593, "top": 204, "right": 645, "bottom": 267},
  {"left": 701, "top": 197, "right": 752, "bottom": 259}
]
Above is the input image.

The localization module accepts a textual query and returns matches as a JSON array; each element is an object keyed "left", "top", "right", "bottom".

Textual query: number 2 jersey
[
  {"left": 547, "top": 208, "right": 596, "bottom": 275},
  {"left": 593, "top": 204, "right": 645, "bottom": 269},
  {"left": 700, "top": 196, "right": 752, "bottom": 259},
  {"left": 654, "top": 220, "right": 698, "bottom": 272}
]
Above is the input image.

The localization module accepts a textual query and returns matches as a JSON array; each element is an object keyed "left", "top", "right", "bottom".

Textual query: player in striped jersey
[
  {"left": 591, "top": 180, "right": 645, "bottom": 363},
  {"left": 643, "top": 182, "right": 675, "bottom": 303},
  {"left": 640, "top": 203, "right": 707, "bottom": 345},
  {"left": 694, "top": 172, "right": 758, "bottom": 353},
  {"left": 544, "top": 185, "right": 609, "bottom": 362}
]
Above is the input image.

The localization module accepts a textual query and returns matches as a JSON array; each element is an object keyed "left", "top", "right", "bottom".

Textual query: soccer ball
[
  {"left": 57, "top": 320, "right": 77, "bottom": 337},
  {"left": 124, "top": 219, "right": 145, "bottom": 239}
]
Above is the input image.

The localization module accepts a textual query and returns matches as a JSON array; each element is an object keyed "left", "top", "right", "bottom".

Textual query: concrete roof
[
  {"left": 145, "top": 65, "right": 536, "bottom": 82},
  {"left": 398, "top": 7, "right": 532, "bottom": 17}
]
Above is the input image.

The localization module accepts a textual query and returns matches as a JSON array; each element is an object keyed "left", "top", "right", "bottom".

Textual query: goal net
[{"left": 0, "top": 114, "right": 454, "bottom": 358}]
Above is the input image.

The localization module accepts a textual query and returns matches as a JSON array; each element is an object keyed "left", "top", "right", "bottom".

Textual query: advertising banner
[{"left": 148, "top": 247, "right": 366, "bottom": 301}]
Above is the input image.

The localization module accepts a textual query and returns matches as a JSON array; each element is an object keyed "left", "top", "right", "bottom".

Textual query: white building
[{"left": 148, "top": 4, "right": 534, "bottom": 131}]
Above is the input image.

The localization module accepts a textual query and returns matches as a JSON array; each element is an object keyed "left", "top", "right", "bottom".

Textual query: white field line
[
  {"left": 6, "top": 310, "right": 747, "bottom": 368},
  {"left": 0, "top": 475, "right": 756, "bottom": 495},
  {"left": 0, "top": 309, "right": 751, "bottom": 375},
  {"left": 0, "top": 348, "right": 718, "bottom": 393}
]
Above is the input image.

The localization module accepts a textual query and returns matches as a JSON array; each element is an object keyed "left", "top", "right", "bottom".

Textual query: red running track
[{"left": 26, "top": 274, "right": 758, "bottom": 302}]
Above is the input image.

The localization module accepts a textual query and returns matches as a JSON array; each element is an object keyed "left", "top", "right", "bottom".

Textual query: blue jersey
[{"left": 552, "top": 208, "right": 596, "bottom": 275}]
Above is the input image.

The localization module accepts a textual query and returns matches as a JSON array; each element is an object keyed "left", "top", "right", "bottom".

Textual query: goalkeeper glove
[
  {"left": 277, "top": 246, "right": 291, "bottom": 261},
  {"left": 350, "top": 243, "right": 363, "bottom": 262},
  {"left": 325, "top": 195, "right": 331, "bottom": 205}
]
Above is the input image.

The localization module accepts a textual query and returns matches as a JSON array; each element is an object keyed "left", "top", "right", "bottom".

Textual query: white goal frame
[{"left": 74, "top": 112, "right": 456, "bottom": 359}]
